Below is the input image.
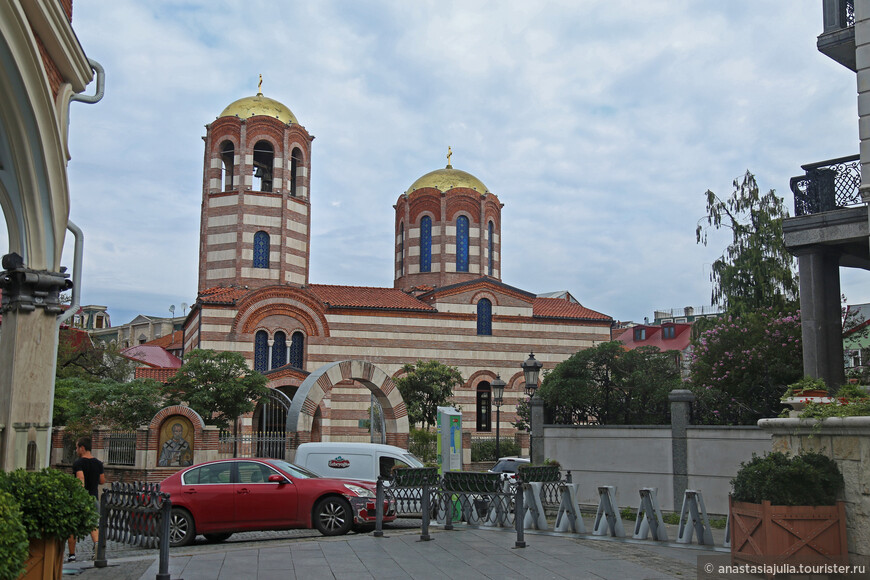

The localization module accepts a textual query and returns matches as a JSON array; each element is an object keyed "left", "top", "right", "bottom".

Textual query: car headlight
[{"left": 344, "top": 484, "right": 375, "bottom": 498}]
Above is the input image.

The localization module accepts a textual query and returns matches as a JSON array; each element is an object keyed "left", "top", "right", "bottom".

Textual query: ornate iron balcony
[
  {"left": 789, "top": 154, "right": 862, "bottom": 216},
  {"left": 819, "top": 0, "right": 856, "bottom": 70}
]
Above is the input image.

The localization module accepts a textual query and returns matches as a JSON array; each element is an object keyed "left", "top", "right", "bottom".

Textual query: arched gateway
[{"left": 286, "top": 360, "right": 409, "bottom": 455}]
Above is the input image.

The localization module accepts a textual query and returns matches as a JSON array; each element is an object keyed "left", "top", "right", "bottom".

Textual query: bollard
[
  {"left": 444, "top": 488, "right": 454, "bottom": 531},
  {"left": 156, "top": 497, "right": 171, "bottom": 580},
  {"left": 374, "top": 476, "right": 385, "bottom": 538},
  {"left": 94, "top": 492, "right": 109, "bottom": 568},
  {"left": 514, "top": 482, "right": 526, "bottom": 548},
  {"left": 420, "top": 481, "right": 432, "bottom": 541}
]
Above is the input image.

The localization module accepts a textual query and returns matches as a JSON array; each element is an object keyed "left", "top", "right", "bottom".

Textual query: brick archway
[{"left": 286, "top": 360, "right": 409, "bottom": 449}]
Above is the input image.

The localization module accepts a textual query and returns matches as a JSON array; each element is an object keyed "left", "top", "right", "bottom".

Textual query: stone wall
[{"left": 758, "top": 417, "right": 870, "bottom": 557}]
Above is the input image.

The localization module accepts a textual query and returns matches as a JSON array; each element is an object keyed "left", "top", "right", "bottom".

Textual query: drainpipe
[{"left": 69, "top": 58, "right": 105, "bottom": 106}]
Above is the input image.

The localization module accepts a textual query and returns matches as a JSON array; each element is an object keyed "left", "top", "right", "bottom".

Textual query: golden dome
[
  {"left": 405, "top": 165, "right": 490, "bottom": 195},
  {"left": 219, "top": 93, "right": 298, "bottom": 125}
]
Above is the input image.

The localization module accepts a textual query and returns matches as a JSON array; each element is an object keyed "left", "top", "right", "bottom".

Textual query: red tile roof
[
  {"left": 199, "top": 286, "right": 250, "bottom": 304},
  {"left": 144, "top": 330, "right": 184, "bottom": 350},
  {"left": 122, "top": 344, "right": 183, "bottom": 369},
  {"left": 308, "top": 284, "right": 435, "bottom": 311},
  {"left": 533, "top": 297, "right": 611, "bottom": 321},
  {"left": 617, "top": 323, "right": 693, "bottom": 352},
  {"left": 135, "top": 367, "right": 178, "bottom": 383}
]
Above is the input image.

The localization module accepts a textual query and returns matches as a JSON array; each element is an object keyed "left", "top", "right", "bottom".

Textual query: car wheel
[
  {"left": 168, "top": 508, "right": 196, "bottom": 547},
  {"left": 203, "top": 533, "right": 232, "bottom": 543},
  {"left": 313, "top": 497, "right": 352, "bottom": 536}
]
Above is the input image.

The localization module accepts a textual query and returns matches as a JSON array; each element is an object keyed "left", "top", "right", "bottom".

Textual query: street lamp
[
  {"left": 521, "top": 352, "right": 543, "bottom": 462},
  {"left": 491, "top": 375, "right": 506, "bottom": 459}
]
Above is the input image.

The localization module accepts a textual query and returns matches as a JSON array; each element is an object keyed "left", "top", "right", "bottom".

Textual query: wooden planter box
[
  {"left": 20, "top": 537, "right": 63, "bottom": 580},
  {"left": 730, "top": 497, "right": 848, "bottom": 563}
]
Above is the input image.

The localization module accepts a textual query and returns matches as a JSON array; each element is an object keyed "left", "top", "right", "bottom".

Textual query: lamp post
[
  {"left": 521, "top": 352, "right": 543, "bottom": 463},
  {"left": 491, "top": 375, "right": 505, "bottom": 459}
]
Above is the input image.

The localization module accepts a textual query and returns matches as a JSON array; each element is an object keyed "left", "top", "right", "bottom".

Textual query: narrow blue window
[
  {"left": 488, "top": 221, "right": 494, "bottom": 276},
  {"left": 272, "top": 331, "right": 287, "bottom": 369},
  {"left": 399, "top": 222, "right": 404, "bottom": 277},
  {"left": 289, "top": 331, "right": 304, "bottom": 369},
  {"left": 253, "top": 231, "right": 270, "bottom": 269},
  {"left": 254, "top": 330, "right": 268, "bottom": 372},
  {"left": 456, "top": 216, "right": 469, "bottom": 272},
  {"left": 477, "top": 298, "right": 492, "bottom": 336},
  {"left": 420, "top": 216, "right": 432, "bottom": 272}
]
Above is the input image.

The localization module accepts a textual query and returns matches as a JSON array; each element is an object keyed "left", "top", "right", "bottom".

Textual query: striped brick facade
[{"left": 187, "top": 92, "right": 613, "bottom": 446}]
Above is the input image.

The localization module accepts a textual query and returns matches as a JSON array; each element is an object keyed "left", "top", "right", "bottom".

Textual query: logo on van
[{"left": 328, "top": 456, "right": 350, "bottom": 468}]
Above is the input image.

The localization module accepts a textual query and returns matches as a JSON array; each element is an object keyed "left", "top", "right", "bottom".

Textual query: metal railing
[
  {"left": 218, "top": 430, "right": 288, "bottom": 458},
  {"left": 105, "top": 431, "right": 137, "bottom": 466},
  {"left": 789, "top": 154, "right": 863, "bottom": 216},
  {"left": 95, "top": 481, "right": 172, "bottom": 580}
]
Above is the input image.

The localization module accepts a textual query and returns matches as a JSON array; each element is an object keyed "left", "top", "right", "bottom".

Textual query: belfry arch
[{"left": 286, "top": 360, "right": 409, "bottom": 455}]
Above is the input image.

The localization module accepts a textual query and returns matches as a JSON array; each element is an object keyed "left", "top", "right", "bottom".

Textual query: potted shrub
[
  {"left": 0, "top": 489, "right": 29, "bottom": 580},
  {"left": 0, "top": 469, "right": 99, "bottom": 580},
  {"left": 782, "top": 376, "right": 829, "bottom": 399},
  {"left": 730, "top": 451, "right": 847, "bottom": 563}
]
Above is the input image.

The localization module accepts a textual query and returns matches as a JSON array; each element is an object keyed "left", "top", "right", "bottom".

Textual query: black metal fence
[
  {"left": 105, "top": 431, "right": 137, "bottom": 466},
  {"left": 218, "top": 430, "right": 288, "bottom": 459},
  {"left": 95, "top": 481, "right": 172, "bottom": 580},
  {"left": 789, "top": 154, "right": 862, "bottom": 216}
]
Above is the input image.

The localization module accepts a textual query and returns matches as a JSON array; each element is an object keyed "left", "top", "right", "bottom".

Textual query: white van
[{"left": 293, "top": 442, "right": 425, "bottom": 482}]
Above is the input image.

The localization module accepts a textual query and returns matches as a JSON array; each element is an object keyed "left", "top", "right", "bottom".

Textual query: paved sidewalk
[{"left": 66, "top": 527, "right": 725, "bottom": 580}]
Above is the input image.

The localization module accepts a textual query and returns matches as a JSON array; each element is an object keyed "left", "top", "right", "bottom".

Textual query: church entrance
[{"left": 251, "top": 388, "right": 293, "bottom": 459}]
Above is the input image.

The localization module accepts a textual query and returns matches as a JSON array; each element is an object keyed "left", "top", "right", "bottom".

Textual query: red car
[{"left": 160, "top": 458, "right": 396, "bottom": 546}]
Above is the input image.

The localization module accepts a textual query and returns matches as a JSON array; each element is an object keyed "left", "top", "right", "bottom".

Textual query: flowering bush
[{"left": 688, "top": 308, "right": 802, "bottom": 425}]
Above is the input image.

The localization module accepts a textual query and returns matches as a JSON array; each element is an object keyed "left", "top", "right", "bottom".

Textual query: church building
[{"left": 182, "top": 88, "right": 612, "bottom": 442}]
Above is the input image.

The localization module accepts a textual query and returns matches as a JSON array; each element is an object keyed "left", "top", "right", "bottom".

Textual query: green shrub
[
  {"left": 0, "top": 489, "right": 28, "bottom": 580},
  {"left": 470, "top": 438, "right": 520, "bottom": 462},
  {"left": 0, "top": 468, "right": 99, "bottom": 540},
  {"left": 408, "top": 428, "right": 437, "bottom": 462},
  {"left": 731, "top": 451, "right": 843, "bottom": 506}
]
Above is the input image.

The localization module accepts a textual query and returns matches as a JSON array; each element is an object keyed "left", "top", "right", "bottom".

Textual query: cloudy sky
[{"left": 6, "top": 1, "right": 868, "bottom": 325}]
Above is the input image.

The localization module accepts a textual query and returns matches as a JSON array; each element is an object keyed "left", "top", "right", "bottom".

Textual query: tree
[
  {"left": 536, "top": 342, "right": 681, "bottom": 425},
  {"left": 688, "top": 308, "right": 802, "bottom": 425},
  {"left": 696, "top": 171, "right": 798, "bottom": 316},
  {"left": 56, "top": 329, "right": 135, "bottom": 382},
  {"left": 53, "top": 377, "right": 163, "bottom": 433},
  {"left": 164, "top": 349, "right": 269, "bottom": 430},
  {"left": 394, "top": 360, "right": 463, "bottom": 429}
]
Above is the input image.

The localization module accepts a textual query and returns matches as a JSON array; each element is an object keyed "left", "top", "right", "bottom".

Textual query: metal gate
[{"left": 251, "top": 388, "right": 293, "bottom": 459}]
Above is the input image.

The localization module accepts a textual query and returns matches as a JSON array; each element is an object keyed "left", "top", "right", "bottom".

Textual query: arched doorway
[
  {"left": 251, "top": 389, "right": 293, "bottom": 459},
  {"left": 286, "top": 360, "right": 410, "bottom": 455}
]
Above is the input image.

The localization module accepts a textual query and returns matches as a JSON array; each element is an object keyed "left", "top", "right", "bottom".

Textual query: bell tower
[{"left": 198, "top": 83, "right": 314, "bottom": 292}]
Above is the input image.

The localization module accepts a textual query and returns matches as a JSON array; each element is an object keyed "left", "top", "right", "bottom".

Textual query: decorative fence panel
[{"left": 105, "top": 431, "right": 137, "bottom": 466}]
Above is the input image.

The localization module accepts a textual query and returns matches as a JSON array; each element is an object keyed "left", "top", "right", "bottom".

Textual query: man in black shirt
[{"left": 67, "top": 437, "right": 105, "bottom": 562}]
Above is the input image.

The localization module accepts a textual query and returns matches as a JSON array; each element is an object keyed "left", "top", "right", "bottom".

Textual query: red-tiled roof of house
[
  {"left": 122, "top": 344, "right": 183, "bottom": 369},
  {"left": 533, "top": 297, "right": 611, "bottom": 321},
  {"left": 144, "top": 330, "right": 184, "bottom": 350},
  {"left": 617, "top": 323, "right": 693, "bottom": 352},
  {"left": 308, "top": 284, "right": 436, "bottom": 311},
  {"left": 199, "top": 286, "right": 250, "bottom": 304},
  {"left": 135, "top": 367, "right": 177, "bottom": 383}
]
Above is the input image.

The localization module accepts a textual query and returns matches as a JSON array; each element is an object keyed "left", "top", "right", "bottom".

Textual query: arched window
[
  {"left": 477, "top": 298, "right": 492, "bottom": 336},
  {"left": 271, "top": 331, "right": 287, "bottom": 369},
  {"left": 289, "top": 331, "right": 305, "bottom": 369},
  {"left": 253, "top": 140, "right": 274, "bottom": 192},
  {"left": 290, "top": 147, "right": 302, "bottom": 197},
  {"left": 398, "top": 222, "right": 404, "bottom": 277},
  {"left": 254, "top": 330, "right": 268, "bottom": 372},
  {"left": 220, "top": 141, "right": 234, "bottom": 191},
  {"left": 476, "top": 382, "right": 491, "bottom": 432},
  {"left": 456, "top": 215, "right": 469, "bottom": 272},
  {"left": 488, "top": 221, "right": 494, "bottom": 276},
  {"left": 420, "top": 216, "right": 432, "bottom": 272},
  {"left": 253, "top": 231, "right": 270, "bottom": 268}
]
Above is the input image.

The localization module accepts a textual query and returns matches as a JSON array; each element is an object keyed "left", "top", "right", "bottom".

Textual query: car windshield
[
  {"left": 492, "top": 460, "right": 520, "bottom": 474},
  {"left": 402, "top": 453, "right": 425, "bottom": 468},
  {"left": 266, "top": 459, "right": 320, "bottom": 479}
]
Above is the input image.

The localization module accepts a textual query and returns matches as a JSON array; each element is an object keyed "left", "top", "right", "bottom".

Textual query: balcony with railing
[
  {"left": 789, "top": 154, "right": 863, "bottom": 216},
  {"left": 818, "top": 0, "right": 856, "bottom": 70}
]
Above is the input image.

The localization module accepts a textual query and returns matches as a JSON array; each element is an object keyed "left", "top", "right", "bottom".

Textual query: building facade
[{"left": 183, "top": 90, "right": 613, "bottom": 443}]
